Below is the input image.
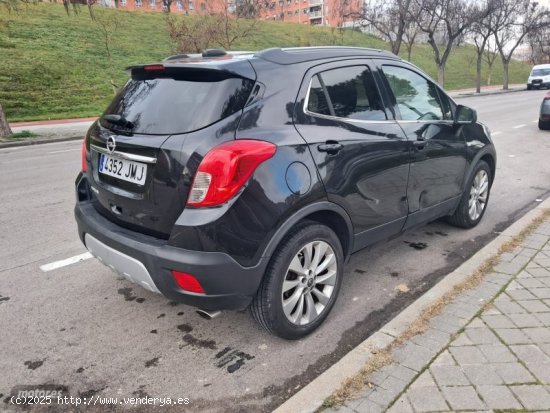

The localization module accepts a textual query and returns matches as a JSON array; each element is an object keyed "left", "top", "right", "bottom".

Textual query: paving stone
[
  {"left": 389, "top": 364, "right": 417, "bottom": 383},
  {"left": 379, "top": 374, "right": 407, "bottom": 394},
  {"left": 518, "top": 278, "right": 548, "bottom": 288},
  {"left": 527, "top": 267, "right": 550, "bottom": 278},
  {"left": 368, "top": 384, "right": 402, "bottom": 406},
  {"left": 430, "top": 364, "right": 470, "bottom": 386},
  {"left": 535, "top": 312, "right": 550, "bottom": 326},
  {"left": 396, "top": 345, "right": 438, "bottom": 372},
  {"left": 511, "top": 344, "right": 550, "bottom": 363},
  {"left": 476, "top": 385, "right": 523, "bottom": 410},
  {"left": 482, "top": 314, "right": 516, "bottom": 329},
  {"left": 409, "top": 371, "right": 437, "bottom": 389},
  {"left": 462, "top": 363, "right": 504, "bottom": 385},
  {"left": 406, "top": 387, "right": 449, "bottom": 412},
  {"left": 324, "top": 405, "right": 357, "bottom": 413},
  {"left": 493, "top": 362, "right": 537, "bottom": 384},
  {"left": 449, "top": 345, "right": 488, "bottom": 365},
  {"left": 539, "top": 343, "right": 550, "bottom": 358},
  {"left": 451, "top": 334, "right": 474, "bottom": 346},
  {"left": 517, "top": 299, "right": 550, "bottom": 312},
  {"left": 530, "top": 287, "right": 550, "bottom": 299},
  {"left": 508, "top": 312, "right": 543, "bottom": 328},
  {"left": 431, "top": 350, "right": 455, "bottom": 366},
  {"left": 526, "top": 362, "right": 550, "bottom": 384},
  {"left": 477, "top": 344, "right": 518, "bottom": 363},
  {"left": 352, "top": 398, "right": 384, "bottom": 413},
  {"left": 464, "top": 327, "right": 500, "bottom": 344},
  {"left": 421, "top": 328, "right": 451, "bottom": 345},
  {"left": 507, "top": 280, "right": 524, "bottom": 290},
  {"left": 510, "top": 385, "right": 550, "bottom": 410},
  {"left": 430, "top": 314, "right": 467, "bottom": 335},
  {"left": 468, "top": 318, "right": 486, "bottom": 328},
  {"left": 440, "top": 385, "right": 487, "bottom": 411},
  {"left": 494, "top": 328, "right": 533, "bottom": 345},
  {"left": 522, "top": 327, "right": 550, "bottom": 343},
  {"left": 387, "top": 395, "right": 414, "bottom": 413},
  {"left": 494, "top": 299, "right": 527, "bottom": 314},
  {"left": 507, "top": 288, "right": 538, "bottom": 301}
]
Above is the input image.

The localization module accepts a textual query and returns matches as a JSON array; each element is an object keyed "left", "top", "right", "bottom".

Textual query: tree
[
  {"left": 471, "top": 0, "right": 497, "bottom": 93},
  {"left": 412, "top": 0, "right": 489, "bottom": 86},
  {"left": 526, "top": 24, "right": 550, "bottom": 64},
  {"left": 92, "top": 7, "right": 122, "bottom": 94},
  {"left": 492, "top": 0, "right": 550, "bottom": 89},
  {"left": 359, "top": 0, "right": 412, "bottom": 55},
  {"left": 0, "top": 104, "right": 12, "bottom": 138},
  {"left": 213, "top": 0, "right": 258, "bottom": 50},
  {"left": 482, "top": 38, "right": 499, "bottom": 86}
]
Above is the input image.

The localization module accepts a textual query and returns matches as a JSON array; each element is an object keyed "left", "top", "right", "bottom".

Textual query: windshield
[
  {"left": 102, "top": 73, "right": 254, "bottom": 135},
  {"left": 531, "top": 68, "right": 550, "bottom": 77}
]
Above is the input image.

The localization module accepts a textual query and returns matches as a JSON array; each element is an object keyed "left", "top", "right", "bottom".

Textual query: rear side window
[
  {"left": 102, "top": 72, "right": 254, "bottom": 135},
  {"left": 306, "top": 66, "right": 387, "bottom": 121},
  {"left": 382, "top": 65, "right": 444, "bottom": 121}
]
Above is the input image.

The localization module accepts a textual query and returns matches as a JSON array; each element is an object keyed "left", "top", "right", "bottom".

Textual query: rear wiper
[{"left": 102, "top": 114, "right": 135, "bottom": 130}]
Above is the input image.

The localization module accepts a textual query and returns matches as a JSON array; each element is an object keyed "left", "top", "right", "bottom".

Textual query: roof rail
[
  {"left": 202, "top": 49, "right": 227, "bottom": 58},
  {"left": 163, "top": 54, "right": 190, "bottom": 61},
  {"left": 255, "top": 47, "right": 398, "bottom": 65}
]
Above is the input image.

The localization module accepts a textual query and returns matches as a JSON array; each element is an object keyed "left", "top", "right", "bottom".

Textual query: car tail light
[
  {"left": 143, "top": 65, "right": 164, "bottom": 71},
  {"left": 187, "top": 140, "right": 276, "bottom": 207},
  {"left": 81, "top": 137, "right": 87, "bottom": 172},
  {"left": 172, "top": 271, "right": 205, "bottom": 294}
]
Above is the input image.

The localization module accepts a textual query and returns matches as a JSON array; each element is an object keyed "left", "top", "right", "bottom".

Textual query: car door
[
  {"left": 377, "top": 63, "right": 468, "bottom": 229},
  {"left": 294, "top": 60, "right": 411, "bottom": 251}
]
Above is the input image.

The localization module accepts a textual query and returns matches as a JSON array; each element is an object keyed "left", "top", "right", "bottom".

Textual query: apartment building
[{"left": 98, "top": 0, "right": 360, "bottom": 27}]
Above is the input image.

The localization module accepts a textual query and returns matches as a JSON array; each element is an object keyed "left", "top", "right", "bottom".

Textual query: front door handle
[
  {"left": 318, "top": 142, "right": 343, "bottom": 155},
  {"left": 413, "top": 139, "right": 427, "bottom": 149}
]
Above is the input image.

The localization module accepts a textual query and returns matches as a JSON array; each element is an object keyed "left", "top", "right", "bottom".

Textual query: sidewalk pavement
[
  {"left": 448, "top": 83, "right": 526, "bottom": 98},
  {"left": 325, "top": 213, "right": 550, "bottom": 413}
]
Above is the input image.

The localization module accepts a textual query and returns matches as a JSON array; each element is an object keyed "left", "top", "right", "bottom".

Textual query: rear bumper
[{"left": 74, "top": 176, "right": 266, "bottom": 311}]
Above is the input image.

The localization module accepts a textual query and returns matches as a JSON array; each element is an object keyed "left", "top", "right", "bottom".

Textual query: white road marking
[
  {"left": 48, "top": 149, "right": 80, "bottom": 154},
  {"left": 492, "top": 131, "right": 503, "bottom": 136},
  {"left": 508, "top": 155, "right": 516, "bottom": 158},
  {"left": 40, "top": 252, "right": 93, "bottom": 272},
  {"left": 534, "top": 120, "right": 539, "bottom": 123},
  {"left": 513, "top": 124, "right": 526, "bottom": 129}
]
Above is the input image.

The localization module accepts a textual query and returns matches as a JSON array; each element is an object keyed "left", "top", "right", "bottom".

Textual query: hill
[{"left": 0, "top": 4, "right": 531, "bottom": 122}]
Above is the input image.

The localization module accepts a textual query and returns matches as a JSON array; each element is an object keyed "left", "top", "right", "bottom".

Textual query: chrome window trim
[{"left": 91, "top": 144, "right": 157, "bottom": 164}]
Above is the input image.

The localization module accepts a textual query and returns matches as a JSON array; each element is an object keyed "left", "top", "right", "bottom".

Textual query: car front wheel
[
  {"left": 251, "top": 222, "right": 343, "bottom": 339},
  {"left": 447, "top": 160, "right": 492, "bottom": 229}
]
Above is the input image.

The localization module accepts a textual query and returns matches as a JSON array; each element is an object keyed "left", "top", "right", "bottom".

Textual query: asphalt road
[{"left": 1, "top": 89, "right": 550, "bottom": 412}]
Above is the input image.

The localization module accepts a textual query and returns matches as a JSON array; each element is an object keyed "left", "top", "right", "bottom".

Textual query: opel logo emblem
[{"left": 106, "top": 136, "right": 116, "bottom": 154}]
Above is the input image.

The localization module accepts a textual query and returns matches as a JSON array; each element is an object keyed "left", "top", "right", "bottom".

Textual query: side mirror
[{"left": 455, "top": 105, "right": 477, "bottom": 124}]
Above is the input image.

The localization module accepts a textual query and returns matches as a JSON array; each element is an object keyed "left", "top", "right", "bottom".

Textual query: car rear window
[{"left": 101, "top": 70, "right": 254, "bottom": 135}]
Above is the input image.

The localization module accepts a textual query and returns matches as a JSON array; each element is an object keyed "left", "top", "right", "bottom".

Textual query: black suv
[{"left": 75, "top": 47, "right": 496, "bottom": 339}]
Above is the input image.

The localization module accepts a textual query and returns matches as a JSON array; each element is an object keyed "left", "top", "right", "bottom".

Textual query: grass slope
[{"left": 0, "top": 4, "right": 531, "bottom": 121}]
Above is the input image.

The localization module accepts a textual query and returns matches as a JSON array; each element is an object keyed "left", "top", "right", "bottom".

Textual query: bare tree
[
  {"left": 482, "top": 39, "right": 499, "bottom": 86},
  {"left": 93, "top": 7, "right": 122, "bottom": 94},
  {"left": 412, "top": 0, "right": 489, "bottom": 86},
  {"left": 166, "top": 15, "right": 221, "bottom": 53},
  {"left": 471, "top": 0, "right": 496, "bottom": 93},
  {"left": 359, "top": 0, "right": 412, "bottom": 55},
  {"left": 212, "top": 0, "right": 258, "bottom": 50},
  {"left": 526, "top": 24, "right": 550, "bottom": 64},
  {"left": 492, "top": 0, "right": 550, "bottom": 89},
  {"left": 0, "top": 104, "right": 12, "bottom": 138}
]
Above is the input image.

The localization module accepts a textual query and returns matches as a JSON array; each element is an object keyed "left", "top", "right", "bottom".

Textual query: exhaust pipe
[{"left": 196, "top": 309, "right": 221, "bottom": 320}]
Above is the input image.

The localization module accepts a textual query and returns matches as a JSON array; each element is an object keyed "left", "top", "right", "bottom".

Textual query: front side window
[
  {"left": 382, "top": 65, "right": 444, "bottom": 121},
  {"left": 306, "top": 66, "right": 387, "bottom": 121}
]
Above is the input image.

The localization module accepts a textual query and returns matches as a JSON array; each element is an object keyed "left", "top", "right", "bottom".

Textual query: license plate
[{"left": 99, "top": 153, "right": 147, "bottom": 186}]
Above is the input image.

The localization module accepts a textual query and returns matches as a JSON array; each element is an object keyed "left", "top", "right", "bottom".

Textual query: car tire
[
  {"left": 539, "top": 119, "right": 550, "bottom": 130},
  {"left": 447, "top": 160, "right": 492, "bottom": 229},
  {"left": 528, "top": 84, "right": 533, "bottom": 90},
  {"left": 251, "top": 221, "right": 344, "bottom": 339}
]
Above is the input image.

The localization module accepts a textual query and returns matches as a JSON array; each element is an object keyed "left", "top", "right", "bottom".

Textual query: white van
[{"left": 527, "top": 64, "right": 550, "bottom": 89}]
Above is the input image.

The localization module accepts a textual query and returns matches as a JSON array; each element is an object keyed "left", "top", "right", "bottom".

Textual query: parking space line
[
  {"left": 492, "top": 131, "right": 502, "bottom": 136},
  {"left": 513, "top": 124, "right": 526, "bottom": 129},
  {"left": 40, "top": 252, "right": 93, "bottom": 272}
]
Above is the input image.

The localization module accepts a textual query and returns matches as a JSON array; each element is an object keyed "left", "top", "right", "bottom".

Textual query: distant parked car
[
  {"left": 527, "top": 64, "right": 550, "bottom": 90},
  {"left": 75, "top": 47, "right": 496, "bottom": 339},
  {"left": 539, "top": 91, "right": 550, "bottom": 130}
]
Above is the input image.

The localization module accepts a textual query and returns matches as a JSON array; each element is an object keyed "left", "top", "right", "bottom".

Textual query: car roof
[
  {"left": 532, "top": 64, "right": 550, "bottom": 69},
  {"left": 159, "top": 47, "right": 398, "bottom": 66}
]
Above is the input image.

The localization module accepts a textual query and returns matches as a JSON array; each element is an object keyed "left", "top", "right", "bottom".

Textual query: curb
[
  {"left": 274, "top": 196, "right": 550, "bottom": 413},
  {"left": 0, "top": 135, "right": 82, "bottom": 149},
  {"left": 451, "top": 86, "right": 526, "bottom": 99}
]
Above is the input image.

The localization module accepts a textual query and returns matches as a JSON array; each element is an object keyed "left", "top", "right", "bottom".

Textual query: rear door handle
[{"left": 318, "top": 142, "right": 343, "bottom": 155}]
